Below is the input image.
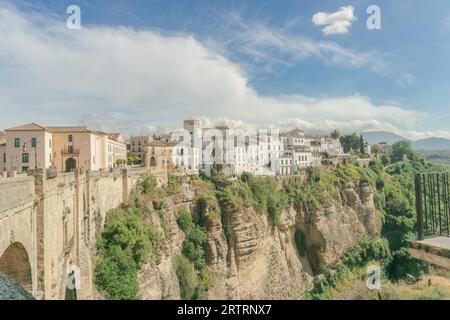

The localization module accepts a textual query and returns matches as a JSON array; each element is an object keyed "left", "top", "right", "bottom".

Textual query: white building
[
  {"left": 172, "top": 120, "right": 346, "bottom": 177},
  {"left": 107, "top": 133, "right": 127, "bottom": 168},
  {"left": 277, "top": 151, "right": 294, "bottom": 176}
]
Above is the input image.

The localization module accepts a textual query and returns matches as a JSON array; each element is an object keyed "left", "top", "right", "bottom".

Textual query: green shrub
[
  {"left": 183, "top": 224, "right": 207, "bottom": 271},
  {"left": 307, "top": 236, "right": 391, "bottom": 299},
  {"left": 95, "top": 246, "right": 140, "bottom": 300},
  {"left": 177, "top": 209, "right": 193, "bottom": 232},
  {"left": 247, "top": 176, "right": 289, "bottom": 225},
  {"left": 174, "top": 255, "right": 198, "bottom": 300},
  {"left": 98, "top": 207, "right": 159, "bottom": 267},
  {"left": 167, "top": 175, "right": 184, "bottom": 194},
  {"left": 95, "top": 205, "right": 161, "bottom": 299},
  {"left": 386, "top": 248, "right": 428, "bottom": 281}
]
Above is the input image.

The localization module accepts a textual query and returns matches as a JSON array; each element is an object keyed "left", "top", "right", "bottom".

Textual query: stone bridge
[{"left": 0, "top": 167, "right": 163, "bottom": 299}]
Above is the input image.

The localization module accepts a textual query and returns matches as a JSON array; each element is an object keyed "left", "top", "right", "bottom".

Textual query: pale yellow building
[
  {"left": 48, "top": 126, "right": 109, "bottom": 173},
  {"left": 4, "top": 123, "right": 126, "bottom": 173},
  {"left": 129, "top": 136, "right": 152, "bottom": 162},
  {"left": 143, "top": 140, "right": 173, "bottom": 171}
]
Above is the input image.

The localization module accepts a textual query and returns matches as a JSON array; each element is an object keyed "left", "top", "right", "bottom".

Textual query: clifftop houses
[
  {"left": 132, "top": 119, "right": 345, "bottom": 177},
  {"left": 0, "top": 119, "right": 345, "bottom": 177}
]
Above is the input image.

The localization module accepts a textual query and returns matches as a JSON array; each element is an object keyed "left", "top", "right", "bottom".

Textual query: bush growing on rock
[
  {"left": 183, "top": 224, "right": 207, "bottom": 271},
  {"left": 174, "top": 255, "right": 198, "bottom": 300},
  {"left": 177, "top": 209, "right": 193, "bottom": 232}
]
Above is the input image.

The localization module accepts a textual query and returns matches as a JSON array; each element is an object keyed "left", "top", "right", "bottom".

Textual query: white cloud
[
  {"left": 312, "top": 6, "right": 357, "bottom": 35},
  {"left": 209, "top": 13, "right": 387, "bottom": 75},
  {"left": 0, "top": 5, "right": 427, "bottom": 139}
]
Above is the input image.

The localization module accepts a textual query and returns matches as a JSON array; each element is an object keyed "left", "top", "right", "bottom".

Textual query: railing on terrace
[{"left": 415, "top": 172, "right": 450, "bottom": 240}]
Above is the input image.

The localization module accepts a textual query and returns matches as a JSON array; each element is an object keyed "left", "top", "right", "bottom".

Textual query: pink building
[{"left": 4, "top": 123, "right": 126, "bottom": 173}]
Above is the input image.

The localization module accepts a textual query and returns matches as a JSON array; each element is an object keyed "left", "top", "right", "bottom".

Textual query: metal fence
[{"left": 415, "top": 173, "right": 450, "bottom": 240}]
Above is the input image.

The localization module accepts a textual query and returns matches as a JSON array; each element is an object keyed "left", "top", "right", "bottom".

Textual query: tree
[
  {"left": 392, "top": 140, "right": 413, "bottom": 162},
  {"left": 127, "top": 153, "right": 141, "bottom": 165},
  {"left": 330, "top": 130, "right": 341, "bottom": 140},
  {"left": 116, "top": 159, "right": 127, "bottom": 166},
  {"left": 360, "top": 134, "right": 365, "bottom": 154},
  {"left": 372, "top": 144, "right": 380, "bottom": 156},
  {"left": 341, "top": 133, "right": 361, "bottom": 153}
]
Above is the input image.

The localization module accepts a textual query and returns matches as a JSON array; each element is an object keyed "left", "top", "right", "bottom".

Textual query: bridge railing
[{"left": 415, "top": 172, "right": 450, "bottom": 240}]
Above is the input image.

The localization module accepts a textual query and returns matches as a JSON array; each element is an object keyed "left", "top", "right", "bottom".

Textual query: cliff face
[{"left": 137, "top": 179, "right": 381, "bottom": 300}]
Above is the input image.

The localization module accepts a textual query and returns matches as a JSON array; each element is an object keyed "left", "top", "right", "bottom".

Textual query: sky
[{"left": 0, "top": 0, "right": 449, "bottom": 139}]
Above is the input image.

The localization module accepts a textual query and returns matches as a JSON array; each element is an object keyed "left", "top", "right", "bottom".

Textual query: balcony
[{"left": 61, "top": 147, "right": 80, "bottom": 155}]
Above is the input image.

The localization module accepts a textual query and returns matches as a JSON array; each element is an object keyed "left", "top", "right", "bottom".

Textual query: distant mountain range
[
  {"left": 362, "top": 131, "right": 450, "bottom": 151},
  {"left": 412, "top": 137, "right": 450, "bottom": 151},
  {"left": 362, "top": 131, "right": 407, "bottom": 145}
]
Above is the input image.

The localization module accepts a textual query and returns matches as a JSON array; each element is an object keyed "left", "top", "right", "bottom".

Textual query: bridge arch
[{"left": 0, "top": 242, "right": 32, "bottom": 292}]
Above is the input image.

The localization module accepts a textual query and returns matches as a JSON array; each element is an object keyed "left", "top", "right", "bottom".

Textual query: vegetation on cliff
[
  {"left": 94, "top": 143, "right": 445, "bottom": 300},
  {"left": 94, "top": 174, "right": 165, "bottom": 300},
  {"left": 175, "top": 207, "right": 209, "bottom": 300},
  {"left": 302, "top": 147, "right": 444, "bottom": 299},
  {"left": 95, "top": 205, "right": 161, "bottom": 299},
  {"left": 303, "top": 236, "right": 391, "bottom": 300}
]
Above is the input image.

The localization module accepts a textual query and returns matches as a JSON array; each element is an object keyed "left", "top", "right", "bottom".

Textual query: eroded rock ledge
[{"left": 136, "top": 178, "right": 381, "bottom": 300}]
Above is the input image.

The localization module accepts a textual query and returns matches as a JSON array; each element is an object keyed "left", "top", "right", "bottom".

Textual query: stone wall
[
  {"left": 0, "top": 167, "right": 153, "bottom": 300},
  {"left": 0, "top": 175, "right": 37, "bottom": 296}
]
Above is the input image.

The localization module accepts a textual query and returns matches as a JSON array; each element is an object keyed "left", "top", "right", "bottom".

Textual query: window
[
  {"left": 68, "top": 135, "right": 73, "bottom": 142},
  {"left": 14, "top": 138, "right": 20, "bottom": 148},
  {"left": 31, "top": 138, "right": 37, "bottom": 148},
  {"left": 22, "top": 153, "right": 29, "bottom": 163},
  {"left": 22, "top": 166, "right": 29, "bottom": 173},
  {"left": 3, "top": 153, "right": 5, "bottom": 163}
]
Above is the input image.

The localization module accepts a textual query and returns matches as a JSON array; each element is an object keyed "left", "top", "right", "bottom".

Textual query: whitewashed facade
[{"left": 165, "top": 120, "right": 346, "bottom": 177}]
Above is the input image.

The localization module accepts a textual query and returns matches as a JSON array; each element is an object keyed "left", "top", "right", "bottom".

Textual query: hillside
[
  {"left": 362, "top": 131, "right": 450, "bottom": 152},
  {"left": 412, "top": 137, "right": 450, "bottom": 150},
  {"left": 362, "top": 131, "right": 407, "bottom": 145},
  {"left": 93, "top": 166, "right": 388, "bottom": 300},
  {"left": 91, "top": 156, "right": 449, "bottom": 300}
]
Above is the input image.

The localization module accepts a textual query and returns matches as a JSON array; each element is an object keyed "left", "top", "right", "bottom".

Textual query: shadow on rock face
[{"left": 0, "top": 272, "right": 35, "bottom": 300}]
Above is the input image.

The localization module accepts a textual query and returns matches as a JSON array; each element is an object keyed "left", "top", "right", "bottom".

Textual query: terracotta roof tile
[{"left": 5, "top": 123, "right": 47, "bottom": 131}]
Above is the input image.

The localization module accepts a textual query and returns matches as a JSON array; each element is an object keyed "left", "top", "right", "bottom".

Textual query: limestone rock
[{"left": 136, "top": 177, "right": 381, "bottom": 300}]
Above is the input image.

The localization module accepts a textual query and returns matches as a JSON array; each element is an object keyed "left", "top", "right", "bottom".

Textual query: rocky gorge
[{"left": 107, "top": 166, "right": 384, "bottom": 300}]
